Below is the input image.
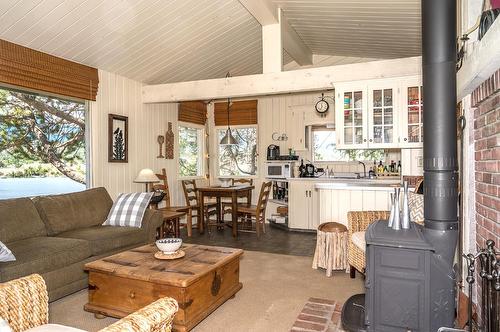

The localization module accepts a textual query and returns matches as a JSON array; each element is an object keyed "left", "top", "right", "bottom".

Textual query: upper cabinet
[
  {"left": 335, "top": 76, "right": 423, "bottom": 149},
  {"left": 399, "top": 77, "right": 424, "bottom": 148},
  {"left": 335, "top": 85, "right": 368, "bottom": 149}
]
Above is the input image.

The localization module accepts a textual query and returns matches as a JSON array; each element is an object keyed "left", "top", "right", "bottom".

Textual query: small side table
[
  {"left": 157, "top": 210, "right": 185, "bottom": 238},
  {"left": 312, "top": 222, "right": 349, "bottom": 277}
]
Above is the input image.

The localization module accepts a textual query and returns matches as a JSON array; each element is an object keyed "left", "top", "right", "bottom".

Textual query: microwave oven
[{"left": 265, "top": 161, "right": 295, "bottom": 179}]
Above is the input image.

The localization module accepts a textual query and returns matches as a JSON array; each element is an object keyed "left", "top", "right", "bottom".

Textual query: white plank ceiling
[
  {"left": 0, "top": 0, "right": 420, "bottom": 84},
  {"left": 273, "top": 0, "right": 421, "bottom": 59}
]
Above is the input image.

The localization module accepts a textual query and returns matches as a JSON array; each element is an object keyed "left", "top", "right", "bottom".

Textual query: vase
[
  {"left": 392, "top": 188, "right": 401, "bottom": 230},
  {"left": 401, "top": 181, "right": 411, "bottom": 229},
  {"left": 388, "top": 191, "right": 395, "bottom": 228}
]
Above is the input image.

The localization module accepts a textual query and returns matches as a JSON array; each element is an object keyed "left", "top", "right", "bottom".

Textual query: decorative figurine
[
  {"left": 157, "top": 135, "right": 165, "bottom": 158},
  {"left": 165, "top": 122, "right": 174, "bottom": 159}
]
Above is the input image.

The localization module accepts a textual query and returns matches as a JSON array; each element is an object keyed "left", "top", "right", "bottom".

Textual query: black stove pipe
[{"left": 422, "top": 0, "right": 459, "bottom": 264}]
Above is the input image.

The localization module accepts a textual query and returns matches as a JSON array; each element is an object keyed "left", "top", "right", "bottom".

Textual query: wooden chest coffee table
[{"left": 84, "top": 244, "right": 243, "bottom": 332}]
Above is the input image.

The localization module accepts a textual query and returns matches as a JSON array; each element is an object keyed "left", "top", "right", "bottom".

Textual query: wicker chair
[
  {"left": 0, "top": 274, "right": 178, "bottom": 332},
  {"left": 347, "top": 211, "right": 390, "bottom": 278}
]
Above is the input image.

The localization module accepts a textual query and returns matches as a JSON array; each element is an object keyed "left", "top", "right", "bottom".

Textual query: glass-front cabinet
[
  {"left": 335, "top": 77, "right": 422, "bottom": 149},
  {"left": 367, "top": 84, "right": 398, "bottom": 148},
  {"left": 400, "top": 77, "right": 423, "bottom": 148},
  {"left": 335, "top": 85, "right": 368, "bottom": 149}
]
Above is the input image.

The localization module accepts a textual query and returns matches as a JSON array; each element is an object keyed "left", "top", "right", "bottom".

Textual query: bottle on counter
[
  {"left": 390, "top": 160, "right": 395, "bottom": 173},
  {"left": 299, "top": 159, "right": 305, "bottom": 177},
  {"left": 397, "top": 160, "right": 401, "bottom": 174},
  {"left": 378, "top": 161, "right": 384, "bottom": 174}
]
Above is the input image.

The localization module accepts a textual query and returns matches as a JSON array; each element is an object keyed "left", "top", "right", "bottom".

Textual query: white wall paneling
[{"left": 89, "top": 69, "right": 189, "bottom": 205}]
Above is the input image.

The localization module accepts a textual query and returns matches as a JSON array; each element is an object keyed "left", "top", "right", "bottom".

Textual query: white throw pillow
[
  {"left": 351, "top": 231, "right": 366, "bottom": 252},
  {"left": 0, "top": 318, "right": 13, "bottom": 332},
  {"left": 0, "top": 241, "right": 15, "bottom": 262},
  {"left": 103, "top": 192, "right": 153, "bottom": 228}
]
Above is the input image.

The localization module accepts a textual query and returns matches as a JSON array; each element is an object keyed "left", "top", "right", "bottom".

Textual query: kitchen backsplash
[{"left": 294, "top": 150, "right": 402, "bottom": 174}]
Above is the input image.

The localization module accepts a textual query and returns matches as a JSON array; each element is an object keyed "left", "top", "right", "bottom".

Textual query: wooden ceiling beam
[
  {"left": 238, "top": 0, "right": 312, "bottom": 67},
  {"left": 142, "top": 56, "right": 421, "bottom": 103}
]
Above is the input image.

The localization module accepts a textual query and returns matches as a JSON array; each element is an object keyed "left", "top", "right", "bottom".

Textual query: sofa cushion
[
  {"left": 0, "top": 197, "right": 47, "bottom": 243},
  {"left": 56, "top": 225, "right": 147, "bottom": 256},
  {"left": 0, "top": 237, "right": 91, "bottom": 282},
  {"left": 352, "top": 231, "right": 366, "bottom": 252},
  {"left": 26, "top": 324, "right": 86, "bottom": 332},
  {"left": 33, "top": 187, "right": 113, "bottom": 235}
]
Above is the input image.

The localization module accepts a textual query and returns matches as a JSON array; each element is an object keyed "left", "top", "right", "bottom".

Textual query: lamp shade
[
  {"left": 134, "top": 168, "right": 160, "bottom": 183},
  {"left": 220, "top": 128, "right": 238, "bottom": 145}
]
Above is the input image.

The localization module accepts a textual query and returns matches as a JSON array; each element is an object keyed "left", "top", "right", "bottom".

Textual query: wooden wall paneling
[{"left": 90, "top": 69, "right": 181, "bottom": 201}]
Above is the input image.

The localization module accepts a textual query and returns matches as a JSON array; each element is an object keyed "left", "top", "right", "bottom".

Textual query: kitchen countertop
[{"left": 285, "top": 176, "right": 402, "bottom": 190}]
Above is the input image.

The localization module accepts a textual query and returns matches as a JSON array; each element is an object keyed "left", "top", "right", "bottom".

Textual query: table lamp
[{"left": 134, "top": 168, "right": 160, "bottom": 192}]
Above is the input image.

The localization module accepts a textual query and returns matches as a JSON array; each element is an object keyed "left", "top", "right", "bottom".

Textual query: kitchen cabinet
[
  {"left": 367, "top": 82, "right": 399, "bottom": 148},
  {"left": 288, "top": 180, "right": 319, "bottom": 230},
  {"left": 335, "top": 84, "right": 368, "bottom": 149},
  {"left": 399, "top": 77, "right": 424, "bottom": 148},
  {"left": 335, "top": 76, "right": 422, "bottom": 149}
]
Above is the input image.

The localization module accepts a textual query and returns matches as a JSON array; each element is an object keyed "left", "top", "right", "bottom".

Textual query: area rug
[
  {"left": 291, "top": 297, "right": 345, "bottom": 332},
  {"left": 50, "top": 250, "right": 363, "bottom": 332}
]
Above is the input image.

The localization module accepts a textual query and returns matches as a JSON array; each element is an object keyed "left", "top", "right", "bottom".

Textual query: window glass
[
  {"left": 218, "top": 127, "right": 257, "bottom": 176},
  {"left": 312, "top": 128, "right": 385, "bottom": 162},
  {"left": 0, "top": 87, "right": 87, "bottom": 198},
  {"left": 178, "top": 125, "right": 203, "bottom": 177}
]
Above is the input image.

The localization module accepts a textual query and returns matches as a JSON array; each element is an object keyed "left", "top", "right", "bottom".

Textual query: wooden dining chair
[
  {"left": 151, "top": 169, "right": 192, "bottom": 236},
  {"left": 235, "top": 181, "right": 272, "bottom": 237},
  {"left": 221, "top": 178, "right": 254, "bottom": 215},
  {"left": 181, "top": 179, "right": 217, "bottom": 233}
]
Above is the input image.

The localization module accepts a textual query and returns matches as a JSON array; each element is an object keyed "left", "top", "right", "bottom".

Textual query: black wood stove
[{"left": 341, "top": 0, "right": 459, "bottom": 331}]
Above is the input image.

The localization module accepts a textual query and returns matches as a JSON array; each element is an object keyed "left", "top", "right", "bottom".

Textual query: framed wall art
[{"left": 108, "top": 114, "right": 128, "bottom": 163}]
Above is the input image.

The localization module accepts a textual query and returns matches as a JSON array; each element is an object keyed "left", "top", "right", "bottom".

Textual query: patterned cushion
[
  {"left": 103, "top": 193, "right": 153, "bottom": 228},
  {"left": 409, "top": 192, "right": 424, "bottom": 225},
  {"left": 0, "top": 241, "right": 15, "bottom": 262}
]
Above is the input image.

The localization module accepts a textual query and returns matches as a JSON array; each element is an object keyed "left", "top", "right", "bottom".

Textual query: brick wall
[{"left": 472, "top": 70, "right": 500, "bottom": 248}]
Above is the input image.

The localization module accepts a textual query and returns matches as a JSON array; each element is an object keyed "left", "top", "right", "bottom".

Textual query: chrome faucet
[{"left": 358, "top": 161, "right": 367, "bottom": 178}]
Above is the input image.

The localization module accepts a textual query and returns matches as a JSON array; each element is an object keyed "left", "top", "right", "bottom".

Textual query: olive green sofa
[{"left": 0, "top": 187, "right": 163, "bottom": 301}]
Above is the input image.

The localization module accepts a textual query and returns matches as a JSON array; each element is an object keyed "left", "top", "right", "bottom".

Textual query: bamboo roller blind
[
  {"left": 214, "top": 100, "right": 257, "bottom": 126},
  {"left": 178, "top": 101, "right": 207, "bottom": 125},
  {"left": 0, "top": 39, "right": 99, "bottom": 101}
]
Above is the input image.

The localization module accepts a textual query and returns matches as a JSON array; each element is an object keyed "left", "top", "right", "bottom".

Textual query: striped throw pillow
[
  {"left": 0, "top": 241, "right": 15, "bottom": 262},
  {"left": 104, "top": 192, "right": 153, "bottom": 228}
]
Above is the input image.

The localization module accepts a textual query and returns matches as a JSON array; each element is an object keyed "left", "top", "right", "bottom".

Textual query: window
[
  {"left": 178, "top": 125, "right": 204, "bottom": 177},
  {"left": 312, "top": 128, "right": 385, "bottom": 162},
  {"left": 217, "top": 127, "right": 257, "bottom": 177},
  {"left": 312, "top": 129, "right": 346, "bottom": 162},
  {"left": 0, "top": 87, "right": 87, "bottom": 198}
]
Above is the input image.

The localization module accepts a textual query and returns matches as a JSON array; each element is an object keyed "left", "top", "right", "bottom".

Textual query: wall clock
[{"left": 315, "top": 93, "right": 329, "bottom": 116}]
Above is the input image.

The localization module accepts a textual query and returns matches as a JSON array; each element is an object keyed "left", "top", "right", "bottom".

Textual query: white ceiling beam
[
  {"left": 238, "top": 0, "right": 277, "bottom": 25},
  {"left": 262, "top": 10, "right": 282, "bottom": 73},
  {"left": 238, "top": 0, "right": 312, "bottom": 66},
  {"left": 280, "top": 12, "right": 313, "bottom": 66},
  {"left": 457, "top": 18, "right": 500, "bottom": 100},
  {"left": 142, "top": 56, "right": 421, "bottom": 103}
]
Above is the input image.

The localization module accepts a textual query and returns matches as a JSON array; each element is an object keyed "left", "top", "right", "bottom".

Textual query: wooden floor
[{"left": 181, "top": 224, "right": 317, "bottom": 257}]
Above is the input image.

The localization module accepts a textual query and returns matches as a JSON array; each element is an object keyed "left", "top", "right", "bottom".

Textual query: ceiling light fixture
[{"left": 220, "top": 73, "right": 238, "bottom": 146}]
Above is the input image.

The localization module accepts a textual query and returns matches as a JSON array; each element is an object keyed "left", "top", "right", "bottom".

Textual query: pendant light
[{"left": 220, "top": 97, "right": 238, "bottom": 145}]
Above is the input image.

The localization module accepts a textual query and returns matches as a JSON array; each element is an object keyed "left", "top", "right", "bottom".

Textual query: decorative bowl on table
[{"left": 155, "top": 238, "right": 182, "bottom": 254}]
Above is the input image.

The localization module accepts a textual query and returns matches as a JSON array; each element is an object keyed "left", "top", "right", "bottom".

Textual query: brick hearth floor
[{"left": 291, "top": 297, "right": 346, "bottom": 332}]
